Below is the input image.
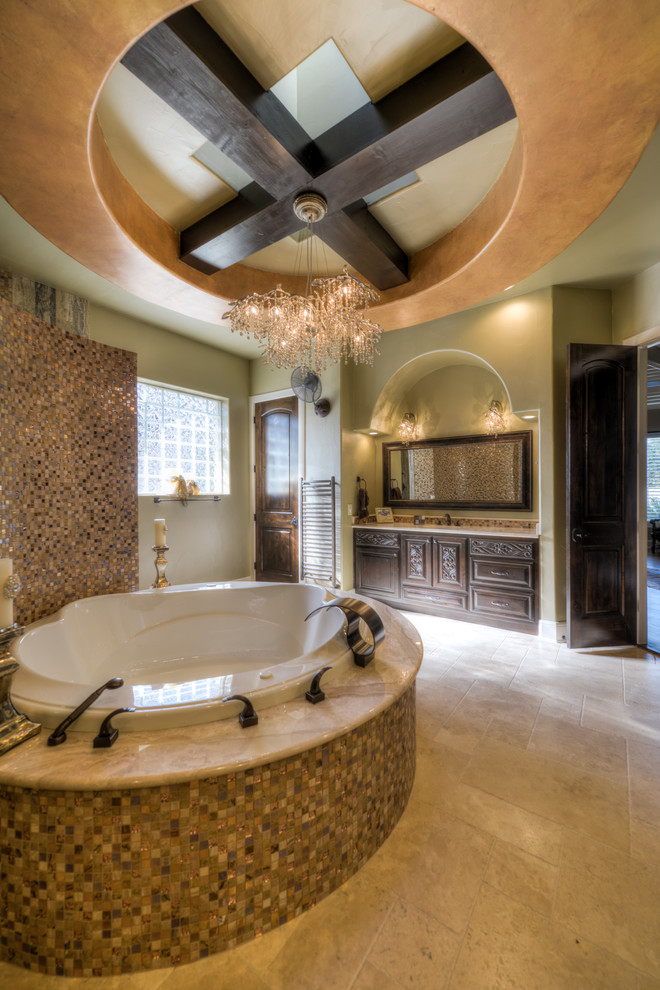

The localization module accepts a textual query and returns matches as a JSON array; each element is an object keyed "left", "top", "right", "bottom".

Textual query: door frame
[
  {"left": 249, "top": 388, "right": 306, "bottom": 579},
  {"left": 621, "top": 326, "right": 658, "bottom": 646}
]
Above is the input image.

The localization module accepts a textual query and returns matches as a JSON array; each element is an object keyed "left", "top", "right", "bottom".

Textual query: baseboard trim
[{"left": 539, "top": 620, "right": 567, "bottom": 643}]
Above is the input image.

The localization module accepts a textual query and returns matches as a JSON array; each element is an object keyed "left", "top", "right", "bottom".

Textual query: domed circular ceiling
[{"left": 1, "top": 0, "right": 658, "bottom": 334}]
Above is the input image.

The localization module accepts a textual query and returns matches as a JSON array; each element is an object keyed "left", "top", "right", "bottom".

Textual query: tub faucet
[
  {"left": 442, "top": 513, "right": 451, "bottom": 526},
  {"left": 47, "top": 677, "right": 124, "bottom": 746}
]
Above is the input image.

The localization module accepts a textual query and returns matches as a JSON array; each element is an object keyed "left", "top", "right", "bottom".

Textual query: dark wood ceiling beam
[
  {"left": 181, "top": 194, "right": 300, "bottom": 272},
  {"left": 319, "top": 205, "right": 409, "bottom": 289},
  {"left": 312, "top": 44, "right": 504, "bottom": 171},
  {"left": 181, "top": 68, "right": 513, "bottom": 281},
  {"left": 121, "top": 7, "right": 315, "bottom": 199},
  {"left": 318, "top": 71, "right": 514, "bottom": 208},
  {"left": 122, "top": 14, "right": 516, "bottom": 290}
]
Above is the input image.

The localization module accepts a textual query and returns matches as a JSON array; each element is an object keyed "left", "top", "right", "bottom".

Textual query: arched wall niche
[{"left": 369, "top": 349, "right": 514, "bottom": 437}]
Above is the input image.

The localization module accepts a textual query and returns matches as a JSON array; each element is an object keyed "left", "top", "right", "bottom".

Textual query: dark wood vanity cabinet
[
  {"left": 353, "top": 529, "right": 401, "bottom": 602},
  {"left": 401, "top": 534, "right": 468, "bottom": 613},
  {"left": 354, "top": 529, "right": 538, "bottom": 633}
]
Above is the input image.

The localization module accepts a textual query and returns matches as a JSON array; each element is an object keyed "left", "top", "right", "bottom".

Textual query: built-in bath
[
  {"left": 11, "top": 583, "right": 351, "bottom": 731},
  {"left": 0, "top": 583, "right": 421, "bottom": 978}
]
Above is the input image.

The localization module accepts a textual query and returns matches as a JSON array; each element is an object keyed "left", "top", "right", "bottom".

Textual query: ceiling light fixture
[{"left": 222, "top": 193, "right": 382, "bottom": 371}]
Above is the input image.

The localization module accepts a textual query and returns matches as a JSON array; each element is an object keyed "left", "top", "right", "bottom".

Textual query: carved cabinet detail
[{"left": 354, "top": 529, "right": 538, "bottom": 633}]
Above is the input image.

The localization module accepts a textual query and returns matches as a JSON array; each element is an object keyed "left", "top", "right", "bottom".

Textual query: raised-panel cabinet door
[
  {"left": 255, "top": 396, "right": 299, "bottom": 582},
  {"left": 432, "top": 537, "right": 468, "bottom": 593},
  {"left": 402, "top": 536, "right": 432, "bottom": 586}
]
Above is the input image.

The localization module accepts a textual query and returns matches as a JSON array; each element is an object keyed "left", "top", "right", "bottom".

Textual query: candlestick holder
[
  {"left": 0, "top": 624, "right": 41, "bottom": 756},
  {"left": 152, "top": 545, "right": 171, "bottom": 588}
]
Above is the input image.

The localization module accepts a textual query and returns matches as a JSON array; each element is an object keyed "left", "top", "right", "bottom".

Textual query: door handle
[
  {"left": 292, "top": 516, "right": 298, "bottom": 527},
  {"left": 571, "top": 528, "right": 588, "bottom": 542}
]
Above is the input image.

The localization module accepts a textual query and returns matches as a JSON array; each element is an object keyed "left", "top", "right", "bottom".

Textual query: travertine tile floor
[{"left": 4, "top": 611, "right": 660, "bottom": 989}]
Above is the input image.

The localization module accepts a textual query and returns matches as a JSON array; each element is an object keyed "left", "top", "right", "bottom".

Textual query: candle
[
  {"left": 154, "top": 519, "right": 167, "bottom": 547},
  {"left": 0, "top": 558, "right": 13, "bottom": 630}
]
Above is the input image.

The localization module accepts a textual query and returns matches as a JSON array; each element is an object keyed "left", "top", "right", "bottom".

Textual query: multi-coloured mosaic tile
[
  {"left": 0, "top": 686, "right": 416, "bottom": 977},
  {"left": 0, "top": 297, "right": 138, "bottom": 625}
]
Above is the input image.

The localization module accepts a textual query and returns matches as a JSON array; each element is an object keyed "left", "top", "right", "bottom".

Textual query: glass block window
[{"left": 137, "top": 380, "right": 229, "bottom": 495}]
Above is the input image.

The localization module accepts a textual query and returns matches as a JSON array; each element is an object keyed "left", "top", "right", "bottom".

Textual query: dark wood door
[
  {"left": 254, "top": 396, "right": 299, "bottom": 582},
  {"left": 567, "top": 343, "right": 637, "bottom": 647}
]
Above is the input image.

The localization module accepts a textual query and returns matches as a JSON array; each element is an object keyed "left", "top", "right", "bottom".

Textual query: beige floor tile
[
  {"left": 433, "top": 704, "right": 491, "bottom": 754},
  {"left": 512, "top": 654, "right": 625, "bottom": 706},
  {"left": 251, "top": 870, "right": 397, "bottom": 990},
  {"left": 450, "top": 884, "right": 648, "bottom": 990},
  {"left": 631, "top": 817, "right": 660, "bottom": 867},
  {"left": 484, "top": 839, "right": 557, "bottom": 915},
  {"left": 0, "top": 964, "right": 173, "bottom": 989},
  {"left": 554, "top": 830, "right": 660, "bottom": 979},
  {"left": 462, "top": 737, "right": 630, "bottom": 850},
  {"left": 158, "top": 952, "right": 270, "bottom": 990},
  {"left": 624, "top": 668, "right": 660, "bottom": 707},
  {"left": 484, "top": 713, "right": 538, "bottom": 749},
  {"left": 445, "top": 657, "right": 521, "bottom": 686},
  {"left": 230, "top": 910, "right": 305, "bottom": 977},
  {"left": 440, "top": 782, "right": 563, "bottom": 864},
  {"left": 350, "top": 961, "right": 406, "bottom": 990},
  {"left": 414, "top": 683, "right": 472, "bottom": 739},
  {"left": 540, "top": 695, "right": 584, "bottom": 723},
  {"left": 629, "top": 735, "right": 660, "bottom": 825},
  {"left": 375, "top": 811, "right": 492, "bottom": 935},
  {"left": 411, "top": 736, "right": 472, "bottom": 812},
  {"left": 367, "top": 898, "right": 461, "bottom": 990},
  {"left": 528, "top": 710, "right": 629, "bottom": 784},
  {"left": 581, "top": 695, "right": 660, "bottom": 743}
]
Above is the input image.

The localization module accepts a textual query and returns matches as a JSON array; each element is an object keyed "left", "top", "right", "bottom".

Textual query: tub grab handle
[
  {"left": 222, "top": 694, "right": 258, "bottom": 727},
  {"left": 305, "top": 666, "right": 332, "bottom": 704},
  {"left": 305, "top": 598, "right": 385, "bottom": 668},
  {"left": 93, "top": 707, "right": 136, "bottom": 748},
  {"left": 47, "top": 677, "right": 124, "bottom": 746}
]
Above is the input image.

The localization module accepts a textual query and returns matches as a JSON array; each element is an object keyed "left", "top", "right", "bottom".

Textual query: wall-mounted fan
[{"left": 290, "top": 368, "right": 331, "bottom": 417}]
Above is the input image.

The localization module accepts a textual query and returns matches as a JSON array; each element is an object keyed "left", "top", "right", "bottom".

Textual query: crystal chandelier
[{"left": 222, "top": 193, "right": 382, "bottom": 372}]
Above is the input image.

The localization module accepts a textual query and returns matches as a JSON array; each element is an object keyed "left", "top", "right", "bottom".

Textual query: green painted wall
[
  {"left": 88, "top": 304, "right": 252, "bottom": 588},
  {"left": 613, "top": 261, "right": 660, "bottom": 343}
]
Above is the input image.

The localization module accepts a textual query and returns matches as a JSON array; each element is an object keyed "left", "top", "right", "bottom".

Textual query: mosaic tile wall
[
  {"left": 0, "top": 269, "right": 88, "bottom": 337},
  {"left": 0, "top": 686, "right": 416, "bottom": 977},
  {"left": 0, "top": 297, "right": 138, "bottom": 625}
]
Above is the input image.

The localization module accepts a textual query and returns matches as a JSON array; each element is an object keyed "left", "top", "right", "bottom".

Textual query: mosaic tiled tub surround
[{"left": 0, "top": 606, "right": 420, "bottom": 977}]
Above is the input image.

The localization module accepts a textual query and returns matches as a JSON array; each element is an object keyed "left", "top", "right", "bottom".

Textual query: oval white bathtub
[{"left": 12, "top": 582, "right": 349, "bottom": 731}]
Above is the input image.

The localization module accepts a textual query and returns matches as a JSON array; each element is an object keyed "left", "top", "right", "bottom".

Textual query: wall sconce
[
  {"left": 398, "top": 412, "right": 417, "bottom": 445},
  {"left": 485, "top": 400, "right": 506, "bottom": 435}
]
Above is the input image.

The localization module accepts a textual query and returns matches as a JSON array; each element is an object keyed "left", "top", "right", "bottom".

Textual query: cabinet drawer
[
  {"left": 355, "top": 529, "right": 400, "bottom": 549},
  {"left": 470, "top": 588, "right": 535, "bottom": 622},
  {"left": 402, "top": 585, "right": 468, "bottom": 612},
  {"left": 470, "top": 558, "right": 534, "bottom": 589},
  {"left": 469, "top": 538, "right": 536, "bottom": 561}
]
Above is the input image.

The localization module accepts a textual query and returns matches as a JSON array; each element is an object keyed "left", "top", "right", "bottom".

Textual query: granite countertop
[
  {"left": 353, "top": 523, "right": 539, "bottom": 538},
  {"left": 0, "top": 600, "right": 422, "bottom": 792}
]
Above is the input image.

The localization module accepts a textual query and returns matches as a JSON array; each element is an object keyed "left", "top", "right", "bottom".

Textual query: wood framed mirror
[{"left": 383, "top": 431, "right": 532, "bottom": 510}]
